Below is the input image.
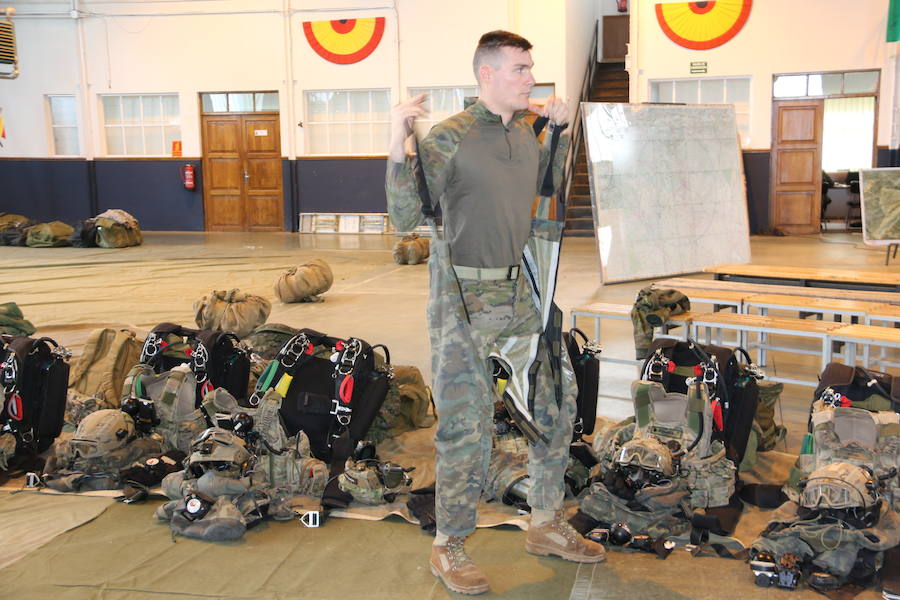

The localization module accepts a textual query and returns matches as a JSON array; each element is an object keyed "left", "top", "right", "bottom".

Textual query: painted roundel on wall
[
  {"left": 303, "top": 17, "right": 386, "bottom": 64},
  {"left": 655, "top": 1, "right": 752, "bottom": 50}
]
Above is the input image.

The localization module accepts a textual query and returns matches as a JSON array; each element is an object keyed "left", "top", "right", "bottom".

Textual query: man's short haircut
[{"left": 472, "top": 30, "right": 533, "bottom": 79}]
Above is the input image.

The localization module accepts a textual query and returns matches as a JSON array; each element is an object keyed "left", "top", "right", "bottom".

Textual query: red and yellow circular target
[
  {"left": 303, "top": 17, "right": 386, "bottom": 64},
  {"left": 655, "top": 1, "right": 752, "bottom": 50}
]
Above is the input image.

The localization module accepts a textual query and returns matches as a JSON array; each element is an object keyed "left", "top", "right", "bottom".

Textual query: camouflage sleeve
[
  {"left": 385, "top": 157, "right": 424, "bottom": 233},
  {"left": 536, "top": 124, "right": 571, "bottom": 196},
  {"left": 385, "top": 117, "right": 469, "bottom": 233}
]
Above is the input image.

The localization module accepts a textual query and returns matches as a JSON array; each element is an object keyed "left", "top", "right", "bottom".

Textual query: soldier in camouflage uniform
[{"left": 386, "top": 30, "right": 603, "bottom": 595}]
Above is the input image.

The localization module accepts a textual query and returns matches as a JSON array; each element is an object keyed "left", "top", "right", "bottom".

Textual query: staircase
[{"left": 564, "top": 61, "right": 629, "bottom": 237}]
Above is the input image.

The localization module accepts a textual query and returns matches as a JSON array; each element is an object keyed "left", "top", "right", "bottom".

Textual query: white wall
[
  {"left": 0, "top": 0, "right": 598, "bottom": 159},
  {"left": 629, "top": 0, "right": 895, "bottom": 149}
]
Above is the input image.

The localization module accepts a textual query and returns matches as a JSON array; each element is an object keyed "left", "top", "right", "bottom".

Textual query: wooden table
[{"left": 705, "top": 264, "right": 900, "bottom": 293}]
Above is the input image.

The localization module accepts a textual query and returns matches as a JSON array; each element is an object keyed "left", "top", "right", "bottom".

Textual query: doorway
[
  {"left": 200, "top": 92, "right": 284, "bottom": 231},
  {"left": 769, "top": 70, "right": 879, "bottom": 235}
]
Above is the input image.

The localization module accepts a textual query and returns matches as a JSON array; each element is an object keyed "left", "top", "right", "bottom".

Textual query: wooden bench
[
  {"left": 656, "top": 277, "right": 900, "bottom": 305},
  {"left": 705, "top": 264, "right": 900, "bottom": 293},
  {"left": 687, "top": 312, "right": 847, "bottom": 386},
  {"left": 827, "top": 324, "right": 900, "bottom": 370}
]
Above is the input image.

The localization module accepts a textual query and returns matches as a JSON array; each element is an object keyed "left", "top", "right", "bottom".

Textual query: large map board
[
  {"left": 860, "top": 168, "right": 900, "bottom": 246},
  {"left": 581, "top": 103, "right": 751, "bottom": 283}
]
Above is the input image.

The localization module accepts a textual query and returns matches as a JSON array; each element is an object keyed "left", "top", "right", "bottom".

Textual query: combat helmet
[
  {"left": 187, "top": 427, "right": 252, "bottom": 477},
  {"left": 613, "top": 436, "right": 680, "bottom": 489},
  {"left": 69, "top": 409, "right": 137, "bottom": 459},
  {"left": 800, "top": 462, "right": 880, "bottom": 510}
]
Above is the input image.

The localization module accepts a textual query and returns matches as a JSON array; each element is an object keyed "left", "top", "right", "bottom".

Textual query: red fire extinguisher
[
  {"left": 182, "top": 163, "right": 196, "bottom": 190},
  {"left": 617, "top": 0, "right": 627, "bottom": 12}
]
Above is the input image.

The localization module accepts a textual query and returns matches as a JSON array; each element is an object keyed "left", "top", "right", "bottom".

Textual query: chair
[{"left": 845, "top": 171, "right": 861, "bottom": 230}]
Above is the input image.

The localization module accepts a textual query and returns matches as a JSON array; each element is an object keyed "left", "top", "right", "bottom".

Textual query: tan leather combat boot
[
  {"left": 525, "top": 511, "right": 606, "bottom": 563},
  {"left": 430, "top": 537, "right": 490, "bottom": 595}
]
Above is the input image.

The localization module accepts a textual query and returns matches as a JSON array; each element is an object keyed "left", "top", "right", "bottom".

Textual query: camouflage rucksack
[
  {"left": 65, "top": 328, "right": 143, "bottom": 426},
  {"left": 42, "top": 408, "right": 164, "bottom": 491},
  {"left": 244, "top": 323, "right": 301, "bottom": 361},
  {"left": 367, "top": 365, "right": 435, "bottom": 444},
  {"left": 92, "top": 213, "right": 144, "bottom": 248},
  {"left": 337, "top": 457, "right": 413, "bottom": 505}
]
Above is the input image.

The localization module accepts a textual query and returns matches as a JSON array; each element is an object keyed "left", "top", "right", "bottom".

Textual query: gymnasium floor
[{"left": 0, "top": 230, "right": 894, "bottom": 599}]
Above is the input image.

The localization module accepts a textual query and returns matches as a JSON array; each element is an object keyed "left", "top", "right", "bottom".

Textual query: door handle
[{"left": 243, "top": 170, "right": 250, "bottom": 184}]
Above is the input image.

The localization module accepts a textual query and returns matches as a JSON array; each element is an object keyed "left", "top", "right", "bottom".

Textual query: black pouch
[
  {"left": 563, "top": 327, "right": 599, "bottom": 438},
  {"left": 1, "top": 335, "right": 69, "bottom": 454},
  {"left": 69, "top": 218, "right": 98, "bottom": 248}
]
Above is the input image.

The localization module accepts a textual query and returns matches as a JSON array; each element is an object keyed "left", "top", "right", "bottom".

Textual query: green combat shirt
[{"left": 385, "top": 100, "right": 569, "bottom": 269}]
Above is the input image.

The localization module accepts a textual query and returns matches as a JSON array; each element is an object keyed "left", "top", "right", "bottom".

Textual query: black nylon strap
[
  {"left": 411, "top": 137, "right": 435, "bottom": 220},
  {"left": 540, "top": 124, "right": 564, "bottom": 197}
]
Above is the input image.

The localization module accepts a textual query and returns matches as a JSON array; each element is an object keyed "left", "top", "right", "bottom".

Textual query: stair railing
[{"left": 561, "top": 20, "right": 599, "bottom": 222}]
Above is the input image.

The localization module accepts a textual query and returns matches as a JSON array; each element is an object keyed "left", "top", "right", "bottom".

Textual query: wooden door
[
  {"left": 602, "top": 15, "right": 629, "bottom": 60},
  {"left": 201, "top": 114, "right": 283, "bottom": 231},
  {"left": 769, "top": 100, "right": 823, "bottom": 235}
]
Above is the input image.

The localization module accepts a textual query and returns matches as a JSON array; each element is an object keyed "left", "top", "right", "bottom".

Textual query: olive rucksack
[
  {"left": 139, "top": 323, "right": 250, "bottom": 406},
  {"left": 94, "top": 210, "right": 143, "bottom": 248},
  {"left": 65, "top": 328, "right": 144, "bottom": 425}
]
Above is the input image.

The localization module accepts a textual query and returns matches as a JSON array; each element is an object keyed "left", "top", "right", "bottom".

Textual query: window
[
  {"left": 821, "top": 96, "right": 875, "bottom": 171},
  {"left": 101, "top": 94, "right": 180, "bottom": 156},
  {"left": 407, "top": 86, "right": 478, "bottom": 139},
  {"left": 304, "top": 89, "right": 390, "bottom": 155},
  {"left": 47, "top": 95, "right": 79, "bottom": 155},
  {"left": 773, "top": 70, "right": 879, "bottom": 98},
  {"left": 200, "top": 91, "right": 279, "bottom": 113},
  {"left": 649, "top": 76, "right": 751, "bottom": 145}
]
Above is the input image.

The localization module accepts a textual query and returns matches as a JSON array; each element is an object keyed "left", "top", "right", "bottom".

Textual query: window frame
[
  {"left": 771, "top": 69, "right": 881, "bottom": 101},
  {"left": 199, "top": 90, "right": 280, "bottom": 115},
  {"left": 45, "top": 94, "right": 81, "bottom": 157},
  {"left": 99, "top": 93, "right": 182, "bottom": 157},
  {"left": 647, "top": 75, "right": 752, "bottom": 146},
  {"left": 303, "top": 88, "right": 391, "bottom": 157}
]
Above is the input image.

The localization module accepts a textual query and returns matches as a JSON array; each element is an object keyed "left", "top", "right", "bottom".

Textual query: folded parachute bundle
[
  {"left": 0, "top": 302, "right": 36, "bottom": 337},
  {"left": 392, "top": 233, "right": 429, "bottom": 265},
  {"left": 273, "top": 259, "right": 333, "bottom": 303},
  {"left": 193, "top": 289, "right": 271, "bottom": 339},
  {"left": 0, "top": 335, "right": 69, "bottom": 474},
  {"left": 95, "top": 209, "right": 143, "bottom": 248},
  {"left": 138, "top": 323, "right": 251, "bottom": 406},
  {"left": 0, "top": 214, "right": 35, "bottom": 247}
]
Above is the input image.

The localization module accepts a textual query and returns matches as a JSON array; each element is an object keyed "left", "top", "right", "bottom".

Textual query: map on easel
[
  {"left": 580, "top": 102, "right": 750, "bottom": 284},
  {"left": 860, "top": 168, "right": 900, "bottom": 245}
]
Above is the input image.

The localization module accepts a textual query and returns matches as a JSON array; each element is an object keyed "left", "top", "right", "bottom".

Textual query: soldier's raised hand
[{"left": 389, "top": 93, "right": 429, "bottom": 161}]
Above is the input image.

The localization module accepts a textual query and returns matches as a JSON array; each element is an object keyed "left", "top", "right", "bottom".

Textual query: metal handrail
[{"left": 561, "top": 19, "right": 598, "bottom": 221}]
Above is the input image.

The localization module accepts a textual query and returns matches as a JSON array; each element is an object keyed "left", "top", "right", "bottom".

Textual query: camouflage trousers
[{"left": 428, "top": 272, "right": 576, "bottom": 537}]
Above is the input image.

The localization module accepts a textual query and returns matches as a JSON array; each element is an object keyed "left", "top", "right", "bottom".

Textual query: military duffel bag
[{"left": 25, "top": 221, "right": 74, "bottom": 247}]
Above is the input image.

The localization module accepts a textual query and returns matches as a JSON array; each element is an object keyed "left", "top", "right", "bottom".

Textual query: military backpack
[
  {"left": 25, "top": 221, "right": 74, "bottom": 247},
  {"left": 0, "top": 335, "right": 70, "bottom": 470}
]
